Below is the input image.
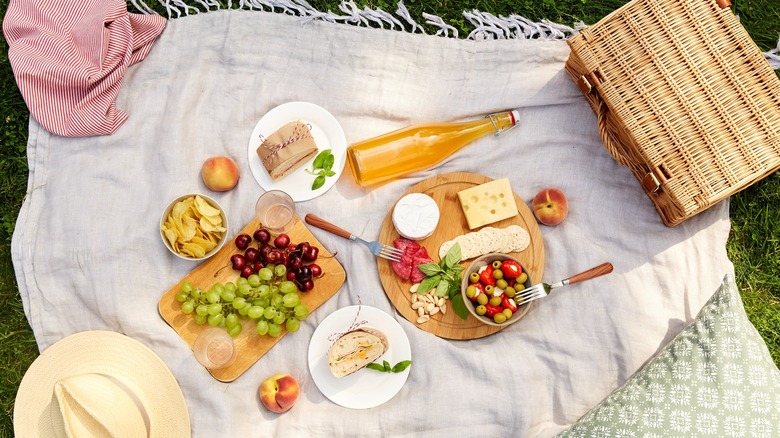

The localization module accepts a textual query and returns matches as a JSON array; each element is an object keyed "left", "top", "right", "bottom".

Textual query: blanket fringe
[{"left": 132, "top": 0, "right": 780, "bottom": 68}]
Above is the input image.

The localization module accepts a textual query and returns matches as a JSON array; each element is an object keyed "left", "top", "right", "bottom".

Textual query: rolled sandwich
[
  {"left": 327, "top": 328, "right": 389, "bottom": 378},
  {"left": 256, "top": 120, "right": 318, "bottom": 181}
]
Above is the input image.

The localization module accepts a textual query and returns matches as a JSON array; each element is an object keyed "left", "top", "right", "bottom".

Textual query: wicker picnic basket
[{"left": 565, "top": 0, "right": 780, "bottom": 226}]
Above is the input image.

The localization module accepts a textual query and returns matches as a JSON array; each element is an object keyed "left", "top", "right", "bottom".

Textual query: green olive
[
  {"left": 517, "top": 272, "right": 528, "bottom": 284},
  {"left": 475, "top": 305, "right": 487, "bottom": 316},
  {"left": 466, "top": 285, "right": 477, "bottom": 298},
  {"left": 469, "top": 272, "right": 480, "bottom": 283},
  {"left": 504, "top": 286, "right": 516, "bottom": 298},
  {"left": 477, "top": 293, "right": 489, "bottom": 305},
  {"left": 493, "top": 313, "right": 507, "bottom": 323},
  {"left": 489, "top": 296, "right": 502, "bottom": 307},
  {"left": 492, "top": 269, "right": 503, "bottom": 280},
  {"left": 491, "top": 260, "right": 502, "bottom": 269},
  {"left": 496, "top": 279, "right": 508, "bottom": 289},
  {"left": 502, "top": 308, "right": 513, "bottom": 319},
  {"left": 485, "top": 285, "right": 494, "bottom": 294}
]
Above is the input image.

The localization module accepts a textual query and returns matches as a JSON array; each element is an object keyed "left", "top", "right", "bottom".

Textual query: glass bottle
[{"left": 346, "top": 110, "right": 520, "bottom": 187}]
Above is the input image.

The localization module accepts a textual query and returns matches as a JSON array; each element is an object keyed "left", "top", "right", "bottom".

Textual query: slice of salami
[{"left": 392, "top": 259, "right": 412, "bottom": 281}]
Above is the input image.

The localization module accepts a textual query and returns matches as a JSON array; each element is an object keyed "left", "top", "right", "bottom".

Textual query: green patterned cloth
[{"left": 559, "top": 275, "right": 780, "bottom": 437}]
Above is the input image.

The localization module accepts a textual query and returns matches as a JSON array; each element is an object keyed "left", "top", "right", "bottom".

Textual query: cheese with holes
[
  {"left": 392, "top": 193, "right": 440, "bottom": 240},
  {"left": 456, "top": 178, "right": 518, "bottom": 229}
]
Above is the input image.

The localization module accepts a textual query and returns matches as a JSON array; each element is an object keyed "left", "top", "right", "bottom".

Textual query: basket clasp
[
  {"left": 577, "top": 71, "right": 602, "bottom": 95},
  {"left": 642, "top": 172, "right": 661, "bottom": 194}
]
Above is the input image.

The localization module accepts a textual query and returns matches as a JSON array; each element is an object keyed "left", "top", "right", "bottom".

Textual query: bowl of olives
[{"left": 461, "top": 253, "right": 533, "bottom": 326}]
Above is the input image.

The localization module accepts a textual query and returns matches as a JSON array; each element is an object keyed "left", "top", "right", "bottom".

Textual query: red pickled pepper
[{"left": 479, "top": 265, "right": 496, "bottom": 286}]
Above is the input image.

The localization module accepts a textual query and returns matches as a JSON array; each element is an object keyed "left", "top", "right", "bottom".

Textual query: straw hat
[{"left": 14, "top": 330, "right": 191, "bottom": 437}]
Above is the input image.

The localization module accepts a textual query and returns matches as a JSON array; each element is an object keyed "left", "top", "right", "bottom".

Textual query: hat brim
[{"left": 14, "top": 330, "right": 190, "bottom": 437}]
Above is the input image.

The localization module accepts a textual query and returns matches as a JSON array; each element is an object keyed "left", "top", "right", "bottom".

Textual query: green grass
[{"left": 0, "top": 0, "right": 778, "bottom": 435}]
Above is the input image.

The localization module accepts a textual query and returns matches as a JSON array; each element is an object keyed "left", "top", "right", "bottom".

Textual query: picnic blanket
[{"left": 11, "top": 6, "right": 737, "bottom": 437}]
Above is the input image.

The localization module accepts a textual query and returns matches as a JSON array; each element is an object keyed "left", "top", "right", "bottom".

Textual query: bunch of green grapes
[{"left": 176, "top": 264, "right": 309, "bottom": 338}]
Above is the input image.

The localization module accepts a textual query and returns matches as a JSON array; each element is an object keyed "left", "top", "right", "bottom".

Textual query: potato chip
[
  {"left": 181, "top": 242, "right": 207, "bottom": 258},
  {"left": 194, "top": 195, "right": 221, "bottom": 217},
  {"left": 200, "top": 217, "right": 227, "bottom": 233},
  {"left": 161, "top": 195, "right": 225, "bottom": 259}
]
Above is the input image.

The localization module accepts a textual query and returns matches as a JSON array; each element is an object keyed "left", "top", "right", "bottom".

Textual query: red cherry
[
  {"left": 259, "top": 244, "right": 273, "bottom": 258},
  {"left": 230, "top": 254, "right": 246, "bottom": 270},
  {"left": 303, "top": 245, "right": 319, "bottom": 262},
  {"left": 253, "top": 228, "right": 271, "bottom": 244},
  {"left": 296, "top": 242, "right": 311, "bottom": 255},
  {"left": 274, "top": 234, "right": 291, "bottom": 249},
  {"left": 240, "top": 266, "right": 255, "bottom": 278},
  {"left": 309, "top": 263, "right": 322, "bottom": 277},
  {"left": 286, "top": 271, "right": 297, "bottom": 281},
  {"left": 302, "top": 279, "right": 314, "bottom": 291},
  {"left": 266, "top": 249, "right": 282, "bottom": 264},
  {"left": 234, "top": 234, "right": 252, "bottom": 250},
  {"left": 253, "top": 261, "right": 265, "bottom": 272},
  {"left": 287, "top": 255, "right": 303, "bottom": 271},
  {"left": 245, "top": 247, "right": 261, "bottom": 263}
]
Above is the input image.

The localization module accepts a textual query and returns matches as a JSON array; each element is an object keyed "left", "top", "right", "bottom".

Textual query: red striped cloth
[{"left": 3, "top": 0, "right": 166, "bottom": 137}]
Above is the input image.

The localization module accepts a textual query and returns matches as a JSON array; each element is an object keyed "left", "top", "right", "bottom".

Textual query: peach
[
  {"left": 201, "top": 156, "right": 239, "bottom": 192},
  {"left": 258, "top": 373, "right": 300, "bottom": 413},
  {"left": 532, "top": 188, "right": 568, "bottom": 226}
]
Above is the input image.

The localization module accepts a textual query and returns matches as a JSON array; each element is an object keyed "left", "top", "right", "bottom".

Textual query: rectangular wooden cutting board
[{"left": 159, "top": 216, "right": 346, "bottom": 382}]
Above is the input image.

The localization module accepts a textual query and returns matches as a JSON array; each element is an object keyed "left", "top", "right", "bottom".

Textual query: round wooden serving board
[{"left": 378, "top": 172, "right": 544, "bottom": 340}]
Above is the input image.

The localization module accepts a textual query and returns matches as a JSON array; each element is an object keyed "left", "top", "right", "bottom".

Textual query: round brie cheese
[{"left": 392, "top": 193, "right": 440, "bottom": 240}]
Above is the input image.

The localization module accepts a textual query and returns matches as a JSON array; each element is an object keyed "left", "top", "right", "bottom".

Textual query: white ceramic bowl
[
  {"left": 159, "top": 193, "right": 228, "bottom": 261},
  {"left": 461, "top": 253, "right": 533, "bottom": 327}
]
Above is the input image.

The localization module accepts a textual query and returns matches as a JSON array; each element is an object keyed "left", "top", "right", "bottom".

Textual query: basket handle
[{"left": 594, "top": 98, "right": 631, "bottom": 168}]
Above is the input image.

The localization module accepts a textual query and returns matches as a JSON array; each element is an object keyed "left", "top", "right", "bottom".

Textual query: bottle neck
[{"left": 486, "top": 110, "right": 520, "bottom": 135}]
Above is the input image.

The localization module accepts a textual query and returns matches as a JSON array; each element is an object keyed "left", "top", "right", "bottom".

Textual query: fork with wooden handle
[
  {"left": 304, "top": 214, "right": 403, "bottom": 262},
  {"left": 513, "top": 262, "right": 614, "bottom": 306}
]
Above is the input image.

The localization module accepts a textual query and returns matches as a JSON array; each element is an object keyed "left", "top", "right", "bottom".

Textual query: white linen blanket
[{"left": 12, "top": 8, "right": 735, "bottom": 437}]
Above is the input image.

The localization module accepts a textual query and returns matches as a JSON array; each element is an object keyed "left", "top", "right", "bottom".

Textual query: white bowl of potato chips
[{"left": 160, "top": 194, "right": 228, "bottom": 261}]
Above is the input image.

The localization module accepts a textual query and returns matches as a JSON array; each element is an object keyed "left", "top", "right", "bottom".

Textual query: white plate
[
  {"left": 247, "top": 102, "right": 347, "bottom": 202},
  {"left": 308, "top": 305, "right": 412, "bottom": 409}
]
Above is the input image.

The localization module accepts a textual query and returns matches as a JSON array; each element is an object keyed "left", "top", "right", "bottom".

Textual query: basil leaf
[
  {"left": 317, "top": 169, "right": 336, "bottom": 177},
  {"left": 434, "top": 278, "right": 450, "bottom": 297},
  {"left": 323, "top": 152, "right": 335, "bottom": 170},
  {"left": 312, "top": 175, "right": 326, "bottom": 190},
  {"left": 366, "top": 363, "right": 387, "bottom": 372},
  {"left": 416, "top": 275, "right": 440, "bottom": 294},
  {"left": 383, "top": 360, "right": 391, "bottom": 372},
  {"left": 450, "top": 264, "right": 465, "bottom": 274},
  {"left": 312, "top": 150, "right": 327, "bottom": 170},
  {"left": 417, "top": 263, "right": 443, "bottom": 276},
  {"left": 391, "top": 360, "right": 412, "bottom": 373},
  {"left": 447, "top": 275, "right": 462, "bottom": 299},
  {"left": 442, "top": 243, "right": 462, "bottom": 269},
  {"left": 451, "top": 294, "right": 469, "bottom": 320}
]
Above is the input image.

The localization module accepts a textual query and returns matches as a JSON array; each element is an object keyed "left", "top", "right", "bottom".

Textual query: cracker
[{"left": 438, "top": 224, "right": 532, "bottom": 261}]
